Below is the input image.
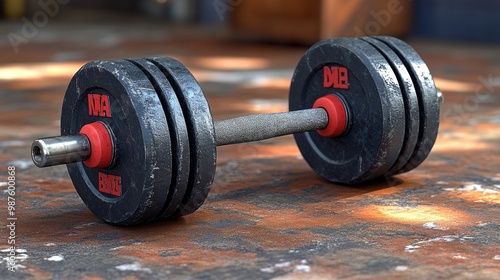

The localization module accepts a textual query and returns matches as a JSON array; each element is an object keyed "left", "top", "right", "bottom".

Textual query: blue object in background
[
  {"left": 413, "top": 0, "right": 500, "bottom": 43},
  {"left": 197, "top": 0, "right": 227, "bottom": 24}
]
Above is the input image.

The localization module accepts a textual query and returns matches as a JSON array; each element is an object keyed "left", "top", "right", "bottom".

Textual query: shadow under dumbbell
[{"left": 208, "top": 169, "right": 405, "bottom": 214}]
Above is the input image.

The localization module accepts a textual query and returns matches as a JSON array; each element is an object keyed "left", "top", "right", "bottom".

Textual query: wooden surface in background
[{"left": 232, "top": 0, "right": 413, "bottom": 43}]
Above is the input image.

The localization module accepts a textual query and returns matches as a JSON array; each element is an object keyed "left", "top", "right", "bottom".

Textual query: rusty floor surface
[{"left": 0, "top": 22, "right": 499, "bottom": 279}]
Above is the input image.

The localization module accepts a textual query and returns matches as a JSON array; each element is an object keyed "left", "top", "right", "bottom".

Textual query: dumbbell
[{"left": 31, "top": 37, "right": 441, "bottom": 225}]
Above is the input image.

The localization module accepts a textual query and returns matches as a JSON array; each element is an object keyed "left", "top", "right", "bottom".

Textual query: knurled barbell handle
[{"left": 214, "top": 108, "right": 328, "bottom": 146}]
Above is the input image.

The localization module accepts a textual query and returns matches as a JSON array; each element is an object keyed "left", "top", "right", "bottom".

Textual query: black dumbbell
[{"left": 31, "top": 37, "right": 441, "bottom": 225}]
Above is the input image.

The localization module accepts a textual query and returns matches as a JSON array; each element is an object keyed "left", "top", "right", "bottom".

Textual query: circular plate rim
[
  {"left": 361, "top": 37, "right": 421, "bottom": 174},
  {"left": 147, "top": 57, "right": 217, "bottom": 216},
  {"left": 126, "top": 58, "right": 191, "bottom": 220},
  {"left": 374, "top": 36, "right": 440, "bottom": 173}
]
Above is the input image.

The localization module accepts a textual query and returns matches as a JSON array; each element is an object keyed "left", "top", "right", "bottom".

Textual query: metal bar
[
  {"left": 214, "top": 108, "right": 328, "bottom": 146},
  {"left": 31, "top": 108, "right": 329, "bottom": 167},
  {"left": 31, "top": 135, "right": 91, "bottom": 168}
]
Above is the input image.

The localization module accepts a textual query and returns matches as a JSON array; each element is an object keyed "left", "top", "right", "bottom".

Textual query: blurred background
[{"left": 0, "top": 0, "right": 499, "bottom": 44}]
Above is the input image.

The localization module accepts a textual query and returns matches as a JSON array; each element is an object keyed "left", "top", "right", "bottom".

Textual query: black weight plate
[
  {"left": 147, "top": 57, "right": 216, "bottom": 216},
  {"left": 374, "top": 36, "right": 440, "bottom": 173},
  {"left": 289, "top": 38, "right": 405, "bottom": 184},
  {"left": 126, "top": 58, "right": 191, "bottom": 220},
  {"left": 361, "top": 37, "right": 420, "bottom": 174},
  {"left": 61, "top": 60, "right": 172, "bottom": 225}
]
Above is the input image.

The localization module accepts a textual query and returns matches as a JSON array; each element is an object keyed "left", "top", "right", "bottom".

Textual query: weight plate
[
  {"left": 374, "top": 36, "right": 440, "bottom": 173},
  {"left": 126, "top": 58, "right": 191, "bottom": 220},
  {"left": 361, "top": 37, "right": 420, "bottom": 174},
  {"left": 289, "top": 38, "right": 405, "bottom": 184},
  {"left": 147, "top": 57, "right": 217, "bottom": 216},
  {"left": 61, "top": 60, "right": 172, "bottom": 225}
]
